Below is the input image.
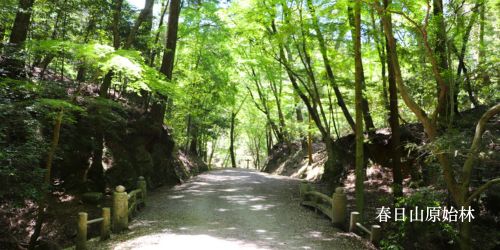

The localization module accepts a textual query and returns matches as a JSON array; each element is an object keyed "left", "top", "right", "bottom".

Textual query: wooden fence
[
  {"left": 349, "top": 211, "right": 381, "bottom": 245},
  {"left": 76, "top": 176, "right": 147, "bottom": 250},
  {"left": 299, "top": 182, "right": 381, "bottom": 246}
]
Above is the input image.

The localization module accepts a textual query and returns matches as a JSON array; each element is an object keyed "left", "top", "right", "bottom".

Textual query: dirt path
[{"left": 92, "top": 169, "right": 373, "bottom": 250}]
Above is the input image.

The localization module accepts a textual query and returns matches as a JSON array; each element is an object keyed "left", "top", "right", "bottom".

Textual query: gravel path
[{"left": 92, "top": 169, "right": 374, "bottom": 250}]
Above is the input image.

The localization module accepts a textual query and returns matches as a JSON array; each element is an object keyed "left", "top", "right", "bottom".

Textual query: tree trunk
[
  {"left": 266, "top": 124, "right": 272, "bottom": 155},
  {"left": 370, "top": 12, "right": 389, "bottom": 112},
  {"left": 453, "top": 4, "right": 480, "bottom": 111},
  {"left": 348, "top": 5, "right": 375, "bottom": 131},
  {"left": 9, "top": 0, "right": 35, "bottom": 45},
  {"left": 433, "top": 0, "right": 453, "bottom": 123},
  {"left": 386, "top": 32, "right": 403, "bottom": 199},
  {"left": 99, "top": 71, "right": 114, "bottom": 97},
  {"left": 76, "top": 15, "right": 96, "bottom": 82},
  {"left": 112, "top": 0, "right": 123, "bottom": 49},
  {"left": 149, "top": 0, "right": 170, "bottom": 65},
  {"left": 0, "top": 25, "right": 5, "bottom": 50},
  {"left": 478, "top": 3, "right": 490, "bottom": 85},
  {"left": 88, "top": 132, "right": 105, "bottom": 191},
  {"left": 308, "top": 113, "right": 313, "bottom": 165},
  {"left": 125, "top": 0, "right": 154, "bottom": 49},
  {"left": 189, "top": 125, "right": 198, "bottom": 156},
  {"left": 323, "top": 137, "right": 342, "bottom": 184},
  {"left": 160, "top": 0, "right": 181, "bottom": 79},
  {"left": 229, "top": 112, "right": 236, "bottom": 168},
  {"left": 208, "top": 137, "right": 218, "bottom": 169},
  {"left": 353, "top": 0, "right": 365, "bottom": 219},
  {"left": 459, "top": 221, "right": 472, "bottom": 250},
  {"left": 307, "top": 0, "right": 355, "bottom": 132},
  {"left": 28, "top": 108, "right": 64, "bottom": 249},
  {"left": 153, "top": 0, "right": 181, "bottom": 126}
]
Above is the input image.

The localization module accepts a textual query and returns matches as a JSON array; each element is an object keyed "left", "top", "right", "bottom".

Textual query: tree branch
[
  {"left": 461, "top": 103, "right": 500, "bottom": 192},
  {"left": 467, "top": 178, "right": 500, "bottom": 204}
]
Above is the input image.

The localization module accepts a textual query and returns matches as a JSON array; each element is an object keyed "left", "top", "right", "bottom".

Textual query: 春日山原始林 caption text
[{"left": 375, "top": 206, "right": 475, "bottom": 222}]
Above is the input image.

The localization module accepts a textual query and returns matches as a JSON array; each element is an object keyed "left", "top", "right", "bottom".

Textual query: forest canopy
[{"left": 0, "top": 0, "right": 498, "bottom": 249}]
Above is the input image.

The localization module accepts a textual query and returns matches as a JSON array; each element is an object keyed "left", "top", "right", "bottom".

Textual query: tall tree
[
  {"left": 307, "top": 0, "right": 356, "bottom": 132},
  {"left": 383, "top": 0, "right": 403, "bottom": 199},
  {"left": 376, "top": 1, "right": 500, "bottom": 248},
  {"left": 9, "top": 0, "right": 35, "bottom": 45},
  {"left": 433, "top": 0, "right": 453, "bottom": 123},
  {"left": 346, "top": 4, "right": 375, "bottom": 131},
  {"left": 125, "top": 0, "right": 154, "bottom": 49},
  {"left": 160, "top": 0, "right": 181, "bottom": 79},
  {"left": 353, "top": 0, "right": 365, "bottom": 219},
  {"left": 272, "top": 3, "right": 343, "bottom": 183},
  {"left": 149, "top": 0, "right": 170, "bottom": 65},
  {"left": 112, "top": 0, "right": 123, "bottom": 50}
]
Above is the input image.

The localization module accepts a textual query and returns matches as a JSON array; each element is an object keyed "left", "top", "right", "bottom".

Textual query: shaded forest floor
[
  {"left": 0, "top": 151, "right": 207, "bottom": 249},
  {"left": 262, "top": 106, "right": 500, "bottom": 249}
]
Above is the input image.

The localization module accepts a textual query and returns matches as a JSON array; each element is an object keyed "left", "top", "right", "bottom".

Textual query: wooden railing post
[
  {"left": 101, "top": 207, "right": 111, "bottom": 240},
  {"left": 299, "top": 182, "right": 312, "bottom": 199},
  {"left": 137, "top": 176, "right": 147, "bottom": 205},
  {"left": 331, "top": 187, "right": 347, "bottom": 226},
  {"left": 76, "top": 212, "right": 88, "bottom": 250},
  {"left": 112, "top": 185, "right": 128, "bottom": 232},
  {"left": 349, "top": 211, "right": 360, "bottom": 232},
  {"left": 370, "top": 225, "right": 381, "bottom": 246}
]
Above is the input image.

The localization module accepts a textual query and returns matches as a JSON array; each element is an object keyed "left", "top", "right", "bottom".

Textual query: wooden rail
[
  {"left": 349, "top": 211, "right": 381, "bottom": 246},
  {"left": 299, "top": 183, "right": 382, "bottom": 247},
  {"left": 76, "top": 208, "right": 110, "bottom": 250},
  {"left": 299, "top": 183, "right": 347, "bottom": 225},
  {"left": 76, "top": 176, "right": 147, "bottom": 250}
]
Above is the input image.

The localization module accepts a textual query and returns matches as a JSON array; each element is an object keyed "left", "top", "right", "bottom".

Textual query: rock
[{"left": 81, "top": 192, "right": 103, "bottom": 204}]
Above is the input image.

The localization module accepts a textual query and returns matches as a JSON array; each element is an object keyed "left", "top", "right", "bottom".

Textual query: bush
[{"left": 380, "top": 188, "right": 458, "bottom": 250}]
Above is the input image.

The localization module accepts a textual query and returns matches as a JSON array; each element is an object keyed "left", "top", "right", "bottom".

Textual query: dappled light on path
[
  {"left": 92, "top": 169, "right": 373, "bottom": 250},
  {"left": 112, "top": 233, "right": 268, "bottom": 250}
]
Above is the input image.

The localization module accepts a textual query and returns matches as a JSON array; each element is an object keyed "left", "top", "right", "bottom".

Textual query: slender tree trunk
[
  {"left": 270, "top": 80, "right": 287, "bottom": 141},
  {"left": 276, "top": 6, "right": 342, "bottom": 183},
  {"left": 370, "top": 12, "right": 389, "bottom": 111},
  {"left": 149, "top": 0, "right": 170, "bottom": 65},
  {"left": 208, "top": 137, "right": 218, "bottom": 169},
  {"left": 99, "top": 71, "right": 114, "bottom": 97},
  {"left": 100, "top": 0, "right": 123, "bottom": 96},
  {"left": 454, "top": 6, "right": 480, "bottom": 109},
  {"left": 265, "top": 124, "right": 272, "bottom": 155},
  {"left": 478, "top": 3, "right": 490, "bottom": 85},
  {"left": 229, "top": 112, "right": 236, "bottom": 168},
  {"left": 28, "top": 108, "right": 64, "bottom": 249},
  {"left": 353, "top": 0, "right": 365, "bottom": 219},
  {"left": 76, "top": 16, "right": 96, "bottom": 82},
  {"left": 254, "top": 137, "right": 261, "bottom": 169},
  {"left": 189, "top": 125, "right": 198, "bottom": 156},
  {"left": 386, "top": 31, "right": 403, "bottom": 199},
  {"left": 0, "top": 26, "right": 5, "bottom": 50},
  {"left": 308, "top": 113, "right": 313, "bottom": 165},
  {"left": 248, "top": 69, "right": 285, "bottom": 143},
  {"left": 160, "top": 0, "right": 181, "bottom": 79},
  {"left": 112, "top": 0, "right": 123, "bottom": 50},
  {"left": 153, "top": 0, "right": 181, "bottom": 126},
  {"left": 88, "top": 132, "right": 105, "bottom": 190},
  {"left": 306, "top": 0, "right": 355, "bottom": 132},
  {"left": 348, "top": 5, "right": 375, "bottom": 131},
  {"left": 125, "top": 0, "right": 154, "bottom": 49},
  {"left": 433, "top": 0, "right": 453, "bottom": 123}
]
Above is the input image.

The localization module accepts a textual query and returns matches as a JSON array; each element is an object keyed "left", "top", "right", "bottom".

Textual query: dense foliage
[{"left": 0, "top": 0, "right": 498, "bottom": 249}]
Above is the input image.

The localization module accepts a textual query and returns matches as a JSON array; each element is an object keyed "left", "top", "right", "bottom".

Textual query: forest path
[{"left": 92, "top": 169, "right": 373, "bottom": 249}]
